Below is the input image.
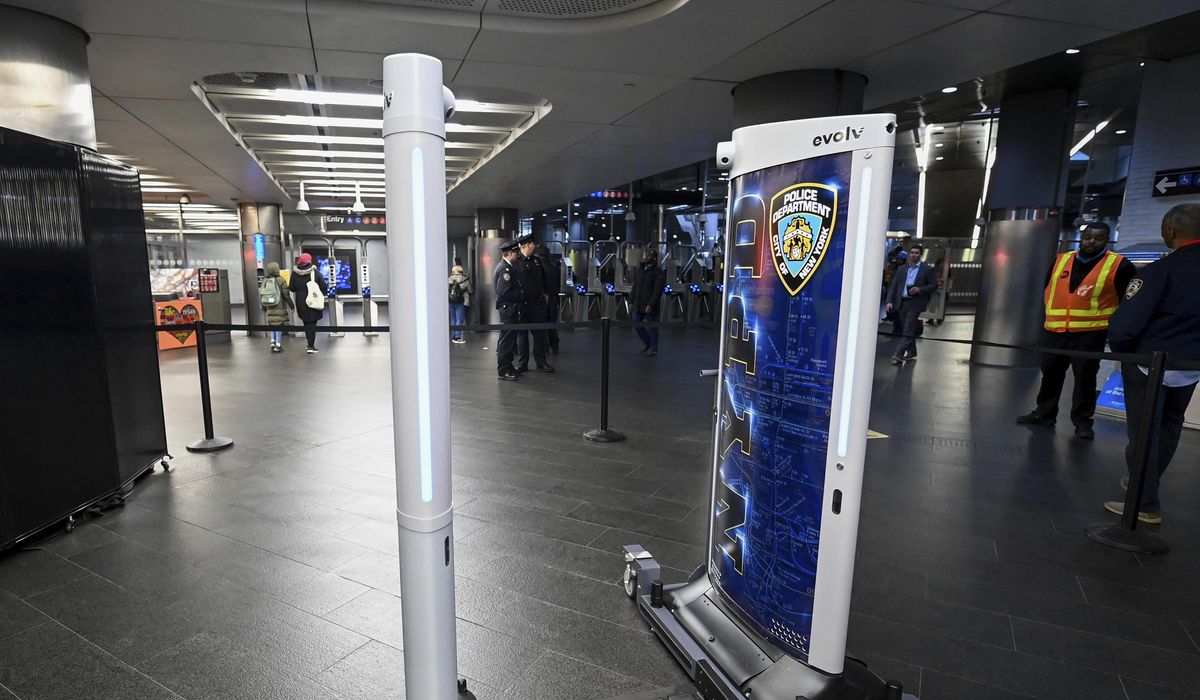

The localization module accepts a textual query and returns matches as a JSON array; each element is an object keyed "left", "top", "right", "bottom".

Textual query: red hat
[{"left": 297, "top": 253, "right": 313, "bottom": 266}]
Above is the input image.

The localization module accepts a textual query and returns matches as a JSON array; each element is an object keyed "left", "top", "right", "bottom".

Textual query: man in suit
[{"left": 886, "top": 243, "right": 938, "bottom": 363}]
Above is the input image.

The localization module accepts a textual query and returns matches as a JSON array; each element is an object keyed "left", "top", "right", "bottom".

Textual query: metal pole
[
  {"left": 186, "top": 320, "right": 234, "bottom": 452},
  {"left": 1085, "top": 350, "right": 1169, "bottom": 554},
  {"left": 584, "top": 316, "right": 626, "bottom": 443}
]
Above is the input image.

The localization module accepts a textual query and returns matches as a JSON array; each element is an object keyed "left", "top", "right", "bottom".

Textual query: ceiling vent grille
[
  {"left": 494, "top": 0, "right": 656, "bottom": 17},
  {"left": 203, "top": 72, "right": 295, "bottom": 90}
]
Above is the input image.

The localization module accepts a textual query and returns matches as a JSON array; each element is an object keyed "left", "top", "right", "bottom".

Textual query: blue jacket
[
  {"left": 886, "top": 261, "right": 938, "bottom": 312},
  {"left": 1107, "top": 241, "right": 1200, "bottom": 360}
]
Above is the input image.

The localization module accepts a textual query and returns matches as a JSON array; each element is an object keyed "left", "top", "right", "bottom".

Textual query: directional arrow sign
[{"left": 1152, "top": 167, "right": 1200, "bottom": 198}]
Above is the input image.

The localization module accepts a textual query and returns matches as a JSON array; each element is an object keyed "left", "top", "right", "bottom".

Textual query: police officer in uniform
[
  {"left": 514, "top": 233, "right": 554, "bottom": 373},
  {"left": 1016, "top": 222, "right": 1136, "bottom": 439},
  {"left": 494, "top": 239, "right": 523, "bottom": 381},
  {"left": 1103, "top": 204, "right": 1200, "bottom": 524}
]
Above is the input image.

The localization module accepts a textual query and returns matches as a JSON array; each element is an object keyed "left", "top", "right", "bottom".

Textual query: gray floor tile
[
  {"left": 331, "top": 548, "right": 402, "bottom": 595},
  {"left": 456, "top": 499, "right": 608, "bottom": 546},
  {"left": 140, "top": 631, "right": 343, "bottom": 700},
  {"left": 919, "top": 670, "right": 1036, "bottom": 699},
  {"left": 0, "top": 621, "right": 180, "bottom": 699},
  {"left": 35, "top": 520, "right": 124, "bottom": 559},
  {"left": 314, "top": 640, "right": 406, "bottom": 699},
  {"left": 505, "top": 651, "right": 651, "bottom": 699},
  {"left": 0, "top": 590, "right": 48, "bottom": 642},
  {"left": 0, "top": 547, "right": 90, "bottom": 599},
  {"left": 195, "top": 540, "right": 369, "bottom": 616},
  {"left": 456, "top": 619, "right": 544, "bottom": 690},
  {"left": 322, "top": 588, "right": 406, "bottom": 651}
]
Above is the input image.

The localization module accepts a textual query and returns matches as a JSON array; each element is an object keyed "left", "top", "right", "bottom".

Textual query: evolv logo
[{"left": 813, "top": 126, "right": 864, "bottom": 147}]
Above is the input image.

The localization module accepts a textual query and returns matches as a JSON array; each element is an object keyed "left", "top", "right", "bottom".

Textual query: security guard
[
  {"left": 1103, "top": 204, "right": 1200, "bottom": 524},
  {"left": 1016, "top": 222, "right": 1136, "bottom": 439},
  {"left": 513, "top": 233, "right": 554, "bottom": 373},
  {"left": 494, "top": 239, "right": 523, "bottom": 381}
]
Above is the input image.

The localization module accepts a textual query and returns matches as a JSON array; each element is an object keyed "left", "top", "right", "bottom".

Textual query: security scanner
[
  {"left": 584, "top": 241, "right": 605, "bottom": 320},
  {"left": 562, "top": 241, "right": 591, "bottom": 322},
  {"left": 622, "top": 114, "right": 915, "bottom": 700},
  {"left": 595, "top": 240, "right": 628, "bottom": 319}
]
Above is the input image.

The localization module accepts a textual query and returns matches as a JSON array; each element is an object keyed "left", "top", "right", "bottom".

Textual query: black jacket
[
  {"left": 631, "top": 261, "right": 666, "bottom": 313},
  {"left": 516, "top": 253, "right": 548, "bottom": 301},
  {"left": 886, "top": 262, "right": 938, "bottom": 312},
  {"left": 288, "top": 266, "right": 328, "bottom": 323},
  {"left": 493, "top": 258, "right": 521, "bottom": 308},
  {"left": 1108, "top": 242, "right": 1200, "bottom": 360}
]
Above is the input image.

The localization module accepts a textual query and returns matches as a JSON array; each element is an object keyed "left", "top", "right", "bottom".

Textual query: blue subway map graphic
[{"left": 709, "top": 152, "right": 852, "bottom": 662}]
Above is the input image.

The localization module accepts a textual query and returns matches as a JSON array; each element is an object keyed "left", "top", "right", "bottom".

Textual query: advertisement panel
[{"left": 709, "top": 151, "right": 852, "bottom": 662}]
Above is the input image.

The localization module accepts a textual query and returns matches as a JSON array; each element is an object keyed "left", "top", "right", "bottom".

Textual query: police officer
[
  {"left": 494, "top": 239, "right": 523, "bottom": 381},
  {"left": 1103, "top": 204, "right": 1200, "bottom": 524},
  {"left": 1016, "top": 222, "right": 1136, "bottom": 439},
  {"left": 513, "top": 233, "right": 554, "bottom": 373}
]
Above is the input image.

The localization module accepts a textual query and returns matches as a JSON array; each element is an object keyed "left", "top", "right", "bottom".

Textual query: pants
[
  {"left": 449, "top": 302, "right": 466, "bottom": 340},
  {"left": 895, "top": 299, "right": 923, "bottom": 357},
  {"left": 1033, "top": 330, "right": 1107, "bottom": 425},
  {"left": 1121, "top": 362, "right": 1196, "bottom": 512},
  {"left": 496, "top": 304, "right": 519, "bottom": 373},
  {"left": 515, "top": 299, "right": 548, "bottom": 368},
  {"left": 270, "top": 330, "right": 283, "bottom": 345},
  {"left": 303, "top": 320, "right": 318, "bottom": 349},
  {"left": 632, "top": 310, "right": 659, "bottom": 351},
  {"left": 546, "top": 295, "right": 560, "bottom": 351}
]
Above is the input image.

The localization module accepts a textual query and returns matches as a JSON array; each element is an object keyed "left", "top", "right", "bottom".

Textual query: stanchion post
[
  {"left": 584, "top": 316, "right": 626, "bottom": 443},
  {"left": 1085, "top": 350, "right": 1169, "bottom": 554},
  {"left": 186, "top": 320, "right": 235, "bottom": 453}
]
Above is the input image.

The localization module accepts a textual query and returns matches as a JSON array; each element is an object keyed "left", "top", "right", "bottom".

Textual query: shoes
[
  {"left": 306, "top": 347, "right": 319, "bottom": 354},
  {"left": 515, "top": 366, "right": 529, "bottom": 375},
  {"left": 1015, "top": 412, "right": 1055, "bottom": 427},
  {"left": 646, "top": 350, "right": 657, "bottom": 357},
  {"left": 1103, "top": 500, "right": 1162, "bottom": 525},
  {"left": 639, "top": 345, "right": 650, "bottom": 355},
  {"left": 498, "top": 369, "right": 519, "bottom": 381},
  {"left": 451, "top": 338, "right": 466, "bottom": 344},
  {"left": 536, "top": 364, "right": 555, "bottom": 373},
  {"left": 903, "top": 353, "right": 917, "bottom": 361},
  {"left": 890, "top": 353, "right": 905, "bottom": 364},
  {"left": 1074, "top": 423, "right": 1095, "bottom": 440},
  {"left": 271, "top": 345, "right": 282, "bottom": 353}
]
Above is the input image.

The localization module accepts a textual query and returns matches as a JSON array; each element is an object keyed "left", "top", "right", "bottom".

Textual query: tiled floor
[{"left": 2, "top": 317, "right": 1199, "bottom": 699}]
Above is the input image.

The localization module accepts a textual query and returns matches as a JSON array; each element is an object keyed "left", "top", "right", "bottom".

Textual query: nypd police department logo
[
  {"left": 769, "top": 183, "right": 837, "bottom": 296},
  {"left": 1126, "top": 278, "right": 1143, "bottom": 299}
]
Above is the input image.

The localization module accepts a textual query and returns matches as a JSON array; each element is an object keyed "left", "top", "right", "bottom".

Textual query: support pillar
[
  {"left": 971, "top": 89, "right": 1077, "bottom": 366},
  {"left": 0, "top": 5, "right": 96, "bottom": 148},
  {"left": 732, "top": 69, "right": 866, "bottom": 130},
  {"left": 471, "top": 207, "right": 517, "bottom": 325},
  {"left": 238, "top": 202, "right": 284, "bottom": 333}
]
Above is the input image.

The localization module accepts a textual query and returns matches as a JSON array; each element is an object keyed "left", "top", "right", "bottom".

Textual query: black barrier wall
[{"left": 0, "top": 127, "right": 167, "bottom": 550}]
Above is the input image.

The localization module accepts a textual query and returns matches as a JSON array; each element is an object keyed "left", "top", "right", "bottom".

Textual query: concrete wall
[{"left": 1119, "top": 54, "right": 1200, "bottom": 247}]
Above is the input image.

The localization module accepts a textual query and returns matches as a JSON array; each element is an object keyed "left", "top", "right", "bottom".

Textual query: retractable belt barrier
[{"left": 153, "top": 318, "right": 1194, "bottom": 554}]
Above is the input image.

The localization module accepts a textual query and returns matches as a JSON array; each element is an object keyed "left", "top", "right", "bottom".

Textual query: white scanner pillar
[{"left": 382, "top": 53, "right": 461, "bottom": 700}]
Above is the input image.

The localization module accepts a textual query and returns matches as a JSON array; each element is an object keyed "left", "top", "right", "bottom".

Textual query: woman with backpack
[
  {"left": 447, "top": 259, "right": 472, "bottom": 344},
  {"left": 260, "top": 262, "right": 293, "bottom": 352},
  {"left": 288, "top": 252, "right": 328, "bottom": 354}
]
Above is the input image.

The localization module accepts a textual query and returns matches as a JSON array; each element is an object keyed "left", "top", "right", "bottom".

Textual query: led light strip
[
  {"left": 837, "top": 166, "right": 872, "bottom": 459},
  {"left": 412, "top": 147, "right": 433, "bottom": 504}
]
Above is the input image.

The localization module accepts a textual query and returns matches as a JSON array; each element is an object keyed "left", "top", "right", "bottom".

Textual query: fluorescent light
[
  {"left": 1115, "top": 129, "right": 1127, "bottom": 135},
  {"left": 260, "top": 149, "right": 384, "bottom": 159},
  {"left": 941, "top": 86, "right": 958, "bottom": 94},
  {"left": 1070, "top": 109, "right": 1122, "bottom": 156},
  {"left": 934, "top": 143, "right": 944, "bottom": 148},
  {"left": 307, "top": 191, "right": 386, "bottom": 198},
  {"left": 935, "top": 156, "right": 944, "bottom": 161},
  {"left": 916, "top": 170, "right": 927, "bottom": 239},
  {"left": 246, "top": 134, "right": 385, "bottom": 146},
  {"left": 271, "top": 161, "right": 387, "bottom": 170},
  {"left": 231, "top": 114, "right": 510, "bottom": 135},
  {"left": 932, "top": 125, "right": 944, "bottom": 132},
  {"left": 1065, "top": 48, "right": 1080, "bottom": 55},
  {"left": 277, "top": 171, "right": 385, "bottom": 179},
  {"left": 142, "top": 187, "right": 191, "bottom": 193},
  {"left": 837, "top": 164, "right": 872, "bottom": 459}
]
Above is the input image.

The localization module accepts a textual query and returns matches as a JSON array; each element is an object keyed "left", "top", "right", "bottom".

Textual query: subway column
[{"left": 382, "top": 53, "right": 473, "bottom": 700}]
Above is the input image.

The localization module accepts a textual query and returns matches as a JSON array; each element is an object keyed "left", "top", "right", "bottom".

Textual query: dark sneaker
[
  {"left": 646, "top": 350, "right": 657, "bottom": 357},
  {"left": 1074, "top": 423, "right": 1095, "bottom": 440},
  {"left": 536, "top": 364, "right": 555, "bottom": 373},
  {"left": 1104, "top": 500, "right": 1162, "bottom": 525},
  {"left": 515, "top": 366, "right": 529, "bottom": 375},
  {"left": 306, "top": 347, "right": 319, "bottom": 354},
  {"left": 1015, "top": 412, "right": 1054, "bottom": 426},
  {"left": 890, "top": 353, "right": 905, "bottom": 364},
  {"left": 498, "top": 370, "right": 518, "bottom": 381}
]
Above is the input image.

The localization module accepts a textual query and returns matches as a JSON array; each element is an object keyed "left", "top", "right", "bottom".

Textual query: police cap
[
  {"left": 500, "top": 239, "right": 520, "bottom": 252},
  {"left": 516, "top": 233, "right": 536, "bottom": 246}
]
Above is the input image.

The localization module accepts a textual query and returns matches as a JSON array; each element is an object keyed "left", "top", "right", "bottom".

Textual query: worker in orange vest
[{"left": 1016, "top": 222, "right": 1136, "bottom": 439}]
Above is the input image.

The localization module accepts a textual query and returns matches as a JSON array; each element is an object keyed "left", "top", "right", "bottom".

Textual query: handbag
[{"left": 305, "top": 274, "right": 325, "bottom": 310}]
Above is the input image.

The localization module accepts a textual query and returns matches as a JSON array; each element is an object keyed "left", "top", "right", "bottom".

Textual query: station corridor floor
[{"left": 2, "top": 318, "right": 1200, "bottom": 699}]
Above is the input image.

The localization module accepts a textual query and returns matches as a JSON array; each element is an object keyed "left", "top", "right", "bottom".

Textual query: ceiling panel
[
  {"left": 848, "top": 12, "right": 1116, "bottom": 108},
  {"left": 308, "top": 9, "right": 478, "bottom": 58},
  {"left": 990, "top": 0, "right": 1200, "bottom": 32},
  {"left": 701, "top": 0, "right": 974, "bottom": 82},
  {"left": 613, "top": 79, "right": 734, "bottom": 134},
  {"left": 317, "top": 50, "right": 462, "bottom": 82}
]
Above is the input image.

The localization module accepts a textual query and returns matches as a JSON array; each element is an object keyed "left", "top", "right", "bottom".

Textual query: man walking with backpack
[
  {"left": 260, "top": 261, "right": 293, "bottom": 352},
  {"left": 448, "top": 258, "right": 472, "bottom": 344}
]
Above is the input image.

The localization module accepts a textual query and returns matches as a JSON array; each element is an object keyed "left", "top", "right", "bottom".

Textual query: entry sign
[
  {"left": 1152, "top": 167, "right": 1200, "bottom": 197},
  {"left": 710, "top": 115, "right": 894, "bottom": 673}
]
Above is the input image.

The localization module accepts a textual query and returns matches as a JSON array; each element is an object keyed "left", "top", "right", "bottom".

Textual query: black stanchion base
[
  {"left": 583, "top": 428, "right": 626, "bottom": 443},
  {"left": 186, "top": 436, "right": 235, "bottom": 453},
  {"left": 1085, "top": 523, "right": 1170, "bottom": 555}
]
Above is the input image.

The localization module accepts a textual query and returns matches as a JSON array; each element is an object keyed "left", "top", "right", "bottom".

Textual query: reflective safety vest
[{"left": 1043, "top": 251, "right": 1125, "bottom": 332}]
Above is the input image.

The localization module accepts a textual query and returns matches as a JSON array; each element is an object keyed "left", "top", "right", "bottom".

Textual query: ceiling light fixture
[
  {"left": 352, "top": 181, "right": 366, "bottom": 214},
  {"left": 296, "top": 181, "right": 310, "bottom": 213},
  {"left": 935, "top": 156, "right": 944, "bottom": 161},
  {"left": 1065, "top": 48, "right": 1080, "bottom": 55},
  {"left": 1070, "top": 108, "right": 1122, "bottom": 156},
  {"left": 941, "top": 86, "right": 958, "bottom": 94},
  {"left": 1115, "top": 129, "right": 1128, "bottom": 135}
]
